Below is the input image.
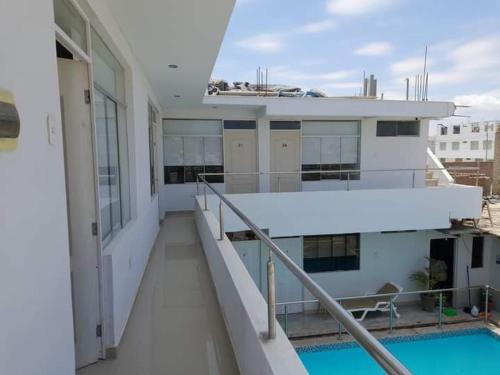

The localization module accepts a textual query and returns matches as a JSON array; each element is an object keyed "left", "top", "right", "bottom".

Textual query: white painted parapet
[
  {"left": 195, "top": 199, "right": 307, "bottom": 375},
  {"left": 205, "top": 186, "right": 482, "bottom": 237}
]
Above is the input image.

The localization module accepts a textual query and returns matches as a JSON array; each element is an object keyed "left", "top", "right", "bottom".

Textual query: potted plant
[{"left": 409, "top": 257, "right": 448, "bottom": 312}]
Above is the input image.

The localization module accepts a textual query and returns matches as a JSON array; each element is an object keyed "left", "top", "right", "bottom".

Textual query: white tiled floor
[{"left": 78, "top": 212, "right": 239, "bottom": 375}]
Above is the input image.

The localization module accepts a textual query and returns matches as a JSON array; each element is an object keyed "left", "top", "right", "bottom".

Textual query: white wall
[
  {"left": 82, "top": 0, "right": 162, "bottom": 349},
  {"left": 0, "top": 1, "right": 75, "bottom": 374},
  {"left": 207, "top": 186, "right": 482, "bottom": 237},
  {"left": 195, "top": 199, "right": 307, "bottom": 375}
]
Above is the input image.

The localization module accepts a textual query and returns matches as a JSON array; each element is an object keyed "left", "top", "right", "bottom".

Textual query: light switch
[{"left": 47, "top": 114, "right": 56, "bottom": 145}]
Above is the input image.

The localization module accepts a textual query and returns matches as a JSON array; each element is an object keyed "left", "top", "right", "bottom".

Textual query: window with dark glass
[
  {"left": 440, "top": 126, "right": 448, "bottom": 135},
  {"left": 376, "top": 121, "right": 420, "bottom": 137},
  {"left": 163, "top": 119, "right": 224, "bottom": 184},
  {"left": 453, "top": 125, "right": 461, "bottom": 134},
  {"left": 301, "top": 121, "right": 360, "bottom": 182},
  {"left": 303, "top": 234, "right": 360, "bottom": 273},
  {"left": 471, "top": 237, "right": 484, "bottom": 268}
]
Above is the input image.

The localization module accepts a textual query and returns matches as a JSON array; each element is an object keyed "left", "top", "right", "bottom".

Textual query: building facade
[
  {"left": 1, "top": 1, "right": 498, "bottom": 374},
  {"left": 430, "top": 121, "right": 499, "bottom": 162}
]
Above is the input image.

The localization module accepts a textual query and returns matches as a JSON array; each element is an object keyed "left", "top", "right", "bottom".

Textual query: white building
[
  {"left": 1, "top": 1, "right": 498, "bottom": 375},
  {"left": 430, "top": 121, "right": 499, "bottom": 162}
]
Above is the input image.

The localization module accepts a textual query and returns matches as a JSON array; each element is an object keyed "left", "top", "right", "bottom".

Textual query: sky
[{"left": 212, "top": 0, "right": 500, "bottom": 126}]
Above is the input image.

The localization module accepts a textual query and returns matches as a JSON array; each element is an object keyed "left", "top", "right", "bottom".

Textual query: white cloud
[
  {"left": 391, "top": 57, "right": 430, "bottom": 76},
  {"left": 355, "top": 42, "right": 393, "bottom": 56},
  {"left": 454, "top": 92, "right": 500, "bottom": 111},
  {"left": 327, "top": 0, "right": 396, "bottom": 15},
  {"left": 270, "top": 66, "right": 356, "bottom": 82},
  {"left": 236, "top": 33, "right": 284, "bottom": 53},
  {"left": 299, "top": 20, "right": 336, "bottom": 34},
  {"left": 236, "top": 19, "right": 336, "bottom": 53}
]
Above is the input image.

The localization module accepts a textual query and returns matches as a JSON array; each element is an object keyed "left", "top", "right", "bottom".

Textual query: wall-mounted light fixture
[{"left": 0, "top": 89, "right": 20, "bottom": 151}]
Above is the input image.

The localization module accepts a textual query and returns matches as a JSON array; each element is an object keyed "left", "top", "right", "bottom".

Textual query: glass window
[
  {"left": 472, "top": 126, "right": 480, "bottom": 133},
  {"left": 92, "top": 30, "right": 130, "bottom": 242},
  {"left": 453, "top": 125, "right": 461, "bottom": 134},
  {"left": 452, "top": 142, "right": 460, "bottom": 151},
  {"left": 470, "top": 141, "right": 479, "bottom": 150},
  {"left": 54, "top": 0, "right": 87, "bottom": 52},
  {"left": 376, "top": 121, "right": 420, "bottom": 136},
  {"left": 95, "top": 90, "right": 127, "bottom": 240},
  {"left": 440, "top": 126, "right": 448, "bottom": 135},
  {"left": 471, "top": 237, "right": 484, "bottom": 268},
  {"left": 91, "top": 29, "right": 125, "bottom": 103},
  {"left": 483, "top": 140, "right": 492, "bottom": 150},
  {"left": 439, "top": 142, "right": 447, "bottom": 151},
  {"left": 303, "top": 234, "right": 360, "bottom": 273},
  {"left": 163, "top": 119, "right": 224, "bottom": 184},
  {"left": 302, "top": 121, "right": 360, "bottom": 182}
]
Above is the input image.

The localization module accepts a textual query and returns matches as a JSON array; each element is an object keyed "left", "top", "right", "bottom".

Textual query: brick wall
[{"left": 443, "top": 160, "right": 493, "bottom": 195}]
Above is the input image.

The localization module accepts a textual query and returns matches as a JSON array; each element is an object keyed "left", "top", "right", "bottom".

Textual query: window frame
[
  {"left": 163, "top": 119, "right": 224, "bottom": 185},
  {"left": 148, "top": 102, "right": 159, "bottom": 196},
  {"left": 376, "top": 121, "right": 420, "bottom": 137},
  {"left": 303, "top": 234, "right": 360, "bottom": 273},
  {"left": 301, "top": 120, "right": 361, "bottom": 182}
]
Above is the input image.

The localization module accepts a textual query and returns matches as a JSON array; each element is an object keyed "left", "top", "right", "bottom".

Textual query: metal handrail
[
  {"left": 276, "top": 285, "right": 485, "bottom": 305},
  {"left": 197, "top": 175, "right": 411, "bottom": 375},
  {"left": 277, "top": 285, "right": 495, "bottom": 336},
  {"left": 198, "top": 166, "right": 459, "bottom": 177}
]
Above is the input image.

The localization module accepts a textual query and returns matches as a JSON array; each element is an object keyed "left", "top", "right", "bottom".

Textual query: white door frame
[{"left": 54, "top": 0, "right": 106, "bottom": 359}]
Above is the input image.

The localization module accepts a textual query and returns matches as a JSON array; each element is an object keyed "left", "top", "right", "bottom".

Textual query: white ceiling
[{"left": 104, "top": 0, "right": 235, "bottom": 110}]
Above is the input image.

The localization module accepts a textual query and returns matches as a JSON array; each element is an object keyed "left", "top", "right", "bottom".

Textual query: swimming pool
[{"left": 298, "top": 329, "right": 500, "bottom": 374}]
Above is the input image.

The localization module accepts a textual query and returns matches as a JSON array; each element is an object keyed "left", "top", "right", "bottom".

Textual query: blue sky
[{"left": 213, "top": 0, "right": 500, "bottom": 122}]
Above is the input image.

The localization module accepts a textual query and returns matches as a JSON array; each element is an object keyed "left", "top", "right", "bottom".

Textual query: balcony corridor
[{"left": 78, "top": 212, "right": 239, "bottom": 375}]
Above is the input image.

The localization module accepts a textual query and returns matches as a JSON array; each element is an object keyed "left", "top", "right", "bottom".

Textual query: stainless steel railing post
[
  {"left": 278, "top": 175, "right": 281, "bottom": 192},
  {"left": 284, "top": 304, "right": 288, "bottom": 337},
  {"left": 196, "top": 177, "right": 200, "bottom": 195},
  {"left": 485, "top": 285, "right": 490, "bottom": 324},
  {"left": 219, "top": 200, "right": 224, "bottom": 241},
  {"left": 203, "top": 185, "right": 208, "bottom": 211},
  {"left": 438, "top": 292, "right": 443, "bottom": 328},
  {"left": 412, "top": 170, "right": 416, "bottom": 188},
  {"left": 389, "top": 297, "right": 394, "bottom": 333},
  {"left": 347, "top": 172, "right": 350, "bottom": 191},
  {"left": 267, "top": 255, "right": 276, "bottom": 340}
]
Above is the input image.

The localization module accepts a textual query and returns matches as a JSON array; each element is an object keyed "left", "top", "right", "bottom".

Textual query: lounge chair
[{"left": 341, "top": 282, "right": 403, "bottom": 322}]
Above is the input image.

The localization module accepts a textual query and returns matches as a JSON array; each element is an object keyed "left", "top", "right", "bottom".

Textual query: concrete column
[{"left": 257, "top": 118, "right": 270, "bottom": 192}]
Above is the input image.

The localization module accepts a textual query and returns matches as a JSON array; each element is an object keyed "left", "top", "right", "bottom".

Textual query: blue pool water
[{"left": 298, "top": 329, "right": 500, "bottom": 374}]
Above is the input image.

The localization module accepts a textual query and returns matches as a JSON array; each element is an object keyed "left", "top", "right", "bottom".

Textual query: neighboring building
[
  {"left": 429, "top": 121, "right": 500, "bottom": 195},
  {"left": 1, "top": 1, "right": 499, "bottom": 375},
  {"left": 430, "top": 120, "right": 500, "bottom": 162}
]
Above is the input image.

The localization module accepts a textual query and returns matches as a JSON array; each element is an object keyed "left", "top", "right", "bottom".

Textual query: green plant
[{"left": 409, "top": 257, "right": 448, "bottom": 294}]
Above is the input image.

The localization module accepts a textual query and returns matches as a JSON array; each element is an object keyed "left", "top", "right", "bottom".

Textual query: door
[
  {"left": 58, "top": 58, "right": 102, "bottom": 368},
  {"left": 224, "top": 130, "right": 258, "bottom": 193},
  {"left": 270, "top": 130, "right": 301, "bottom": 192},
  {"left": 430, "top": 238, "right": 455, "bottom": 305}
]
